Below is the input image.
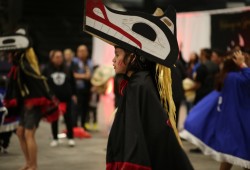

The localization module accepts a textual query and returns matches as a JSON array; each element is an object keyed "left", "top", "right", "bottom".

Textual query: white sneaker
[
  {"left": 50, "top": 140, "right": 59, "bottom": 147},
  {"left": 68, "top": 139, "right": 75, "bottom": 147}
]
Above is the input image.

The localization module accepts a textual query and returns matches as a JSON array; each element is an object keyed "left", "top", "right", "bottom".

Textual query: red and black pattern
[
  {"left": 107, "top": 72, "right": 193, "bottom": 170},
  {"left": 107, "top": 162, "right": 151, "bottom": 170},
  {"left": 4, "top": 53, "right": 59, "bottom": 123}
]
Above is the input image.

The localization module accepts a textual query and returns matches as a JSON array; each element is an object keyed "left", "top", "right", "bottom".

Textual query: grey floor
[{"left": 0, "top": 122, "right": 242, "bottom": 170}]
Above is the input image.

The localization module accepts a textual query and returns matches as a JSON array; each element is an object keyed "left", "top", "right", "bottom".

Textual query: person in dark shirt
[
  {"left": 188, "top": 48, "right": 220, "bottom": 105},
  {"left": 43, "top": 50, "right": 77, "bottom": 147}
]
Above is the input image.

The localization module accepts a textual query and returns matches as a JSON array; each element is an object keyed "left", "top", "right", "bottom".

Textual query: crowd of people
[
  {"left": 179, "top": 47, "right": 250, "bottom": 170},
  {"left": 0, "top": 38, "right": 102, "bottom": 169}
]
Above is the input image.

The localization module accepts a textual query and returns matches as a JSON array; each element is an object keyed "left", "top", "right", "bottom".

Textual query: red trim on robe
[
  {"left": 24, "top": 97, "right": 53, "bottom": 107},
  {"left": 4, "top": 97, "right": 59, "bottom": 123},
  {"left": 3, "top": 116, "right": 19, "bottom": 123},
  {"left": 106, "top": 162, "right": 152, "bottom": 170},
  {"left": 4, "top": 99, "right": 18, "bottom": 108}
]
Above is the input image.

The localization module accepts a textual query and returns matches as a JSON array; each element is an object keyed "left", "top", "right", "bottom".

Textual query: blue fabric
[
  {"left": 0, "top": 99, "right": 3, "bottom": 108},
  {"left": 185, "top": 68, "right": 250, "bottom": 161},
  {"left": 75, "top": 59, "right": 93, "bottom": 89},
  {"left": 0, "top": 89, "right": 6, "bottom": 127},
  {"left": 0, "top": 88, "right": 19, "bottom": 132},
  {"left": 0, "top": 88, "right": 5, "bottom": 108},
  {"left": 192, "top": 62, "right": 201, "bottom": 75}
]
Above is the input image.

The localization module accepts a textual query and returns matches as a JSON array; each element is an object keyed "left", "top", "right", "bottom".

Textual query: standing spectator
[
  {"left": 63, "top": 48, "right": 76, "bottom": 70},
  {"left": 43, "top": 50, "right": 77, "bottom": 147},
  {"left": 211, "top": 49, "right": 225, "bottom": 70},
  {"left": 73, "top": 45, "right": 93, "bottom": 129},
  {"left": 187, "top": 48, "right": 219, "bottom": 105},
  {"left": 186, "top": 52, "right": 199, "bottom": 79},
  {"left": 85, "top": 86, "right": 99, "bottom": 131},
  {"left": 171, "top": 60, "right": 187, "bottom": 124}
]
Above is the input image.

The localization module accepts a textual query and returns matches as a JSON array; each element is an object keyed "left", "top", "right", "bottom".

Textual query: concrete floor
[{"left": 0, "top": 121, "right": 242, "bottom": 170}]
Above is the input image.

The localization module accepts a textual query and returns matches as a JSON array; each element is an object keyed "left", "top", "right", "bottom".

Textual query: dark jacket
[{"left": 43, "top": 64, "right": 76, "bottom": 102}]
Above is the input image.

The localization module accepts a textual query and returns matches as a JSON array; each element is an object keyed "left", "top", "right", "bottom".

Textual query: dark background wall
[{"left": 0, "top": 0, "right": 92, "bottom": 63}]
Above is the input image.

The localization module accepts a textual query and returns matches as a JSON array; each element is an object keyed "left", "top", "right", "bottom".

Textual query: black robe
[{"left": 107, "top": 71, "right": 193, "bottom": 170}]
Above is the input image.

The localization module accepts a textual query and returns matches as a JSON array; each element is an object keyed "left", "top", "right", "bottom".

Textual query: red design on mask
[{"left": 86, "top": 0, "right": 142, "bottom": 48}]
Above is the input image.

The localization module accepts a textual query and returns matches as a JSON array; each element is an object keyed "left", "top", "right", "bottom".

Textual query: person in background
[
  {"left": 183, "top": 52, "right": 199, "bottom": 112},
  {"left": 85, "top": 86, "right": 99, "bottom": 131},
  {"left": 63, "top": 48, "right": 76, "bottom": 70},
  {"left": 0, "top": 77, "right": 13, "bottom": 154},
  {"left": 187, "top": 48, "right": 219, "bottom": 105},
  {"left": 2, "top": 29, "right": 59, "bottom": 170},
  {"left": 43, "top": 50, "right": 77, "bottom": 147},
  {"left": 186, "top": 52, "right": 199, "bottom": 79},
  {"left": 171, "top": 60, "right": 186, "bottom": 125},
  {"left": 85, "top": 65, "right": 99, "bottom": 131},
  {"left": 211, "top": 49, "right": 225, "bottom": 70},
  {"left": 0, "top": 54, "right": 14, "bottom": 154},
  {"left": 73, "top": 45, "right": 93, "bottom": 130}
]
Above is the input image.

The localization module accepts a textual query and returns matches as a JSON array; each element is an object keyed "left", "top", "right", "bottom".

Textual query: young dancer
[
  {"left": 84, "top": 0, "right": 193, "bottom": 169},
  {"left": 0, "top": 28, "right": 59, "bottom": 170}
]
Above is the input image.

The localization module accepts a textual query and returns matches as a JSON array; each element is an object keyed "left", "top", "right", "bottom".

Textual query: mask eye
[
  {"left": 132, "top": 23, "right": 157, "bottom": 41},
  {"left": 3, "top": 39, "right": 15, "bottom": 44}
]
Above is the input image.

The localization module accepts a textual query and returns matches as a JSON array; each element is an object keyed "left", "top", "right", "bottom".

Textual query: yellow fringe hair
[{"left": 156, "top": 64, "right": 182, "bottom": 146}]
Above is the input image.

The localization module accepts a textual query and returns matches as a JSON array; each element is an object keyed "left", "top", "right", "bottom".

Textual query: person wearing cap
[
  {"left": 0, "top": 28, "right": 59, "bottom": 170},
  {"left": 84, "top": 0, "right": 193, "bottom": 169},
  {"left": 86, "top": 66, "right": 115, "bottom": 131}
]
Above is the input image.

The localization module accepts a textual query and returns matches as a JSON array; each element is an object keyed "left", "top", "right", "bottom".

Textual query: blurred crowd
[
  {"left": 174, "top": 46, "right": 250, "bottom": 122},
  {"left": 0, "top": 44, "right": 102, "bottom": 150}
]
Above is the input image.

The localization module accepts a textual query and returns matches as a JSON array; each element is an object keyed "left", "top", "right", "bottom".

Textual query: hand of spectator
[
  {"left": 233, "top": 51, "right": 247, "bottom": 68},
  {"left": 72, "top": 95, "right": 77, "bottom": 104}
]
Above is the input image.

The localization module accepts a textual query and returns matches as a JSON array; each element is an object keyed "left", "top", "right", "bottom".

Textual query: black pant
[
  {"left": 72, "top": 90, "right": 90, "bottom": 128},
  {"left": 51, "top": 101, "right": 73, "bottom": 140}
]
